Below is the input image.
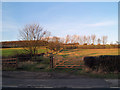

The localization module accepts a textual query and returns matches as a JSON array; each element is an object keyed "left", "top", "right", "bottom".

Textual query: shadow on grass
[
  {"left": 59, "top": 54, "right": 69, "bottom": 58},
  {"left": 48, "top": 68, "right": 120, "bottom": 79}
]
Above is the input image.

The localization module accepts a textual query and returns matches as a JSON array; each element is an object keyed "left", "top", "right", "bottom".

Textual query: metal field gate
[
  {"left": 2, "top": 58, "right": 18, "bottom": 69},
  {"left": 53, "top": 56, "right": 84, "bottom": 68}
]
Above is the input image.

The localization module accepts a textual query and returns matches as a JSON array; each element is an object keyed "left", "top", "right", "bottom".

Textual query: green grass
[
  {"left": 57, "top": 48, "right": 118, "bottom": 58},
  {"left": 1, "top": 47, "right": 50, "bottom": 57},
  {"left": 87, "top": 73, "right": 120, "bottom": 79},
  {"left": 59, "top": 54, "right": 69, "bottom": 58},
  {"left": 1, "top": 48, "right": 23, "bottom": 57},
  {"left": 52, "top": 48, "right": 119, "bottom": 79},
  {"left": 1, "top": 48, "right": 118, "bottom": 57},
  {"left": 78, "top": 71, "right": 120, "bottom": 79},
  {"left": 50, "top": 68, "right": 119, "bottom": 79},
  {"left": 11, "top": 56, "right": 51, "bottom": 72},
  {"left": 1, "top": 47, "right": 119, "bottom": 79},
  {"left": 19, "top": 63, "right": 49, "bottom": 72}
]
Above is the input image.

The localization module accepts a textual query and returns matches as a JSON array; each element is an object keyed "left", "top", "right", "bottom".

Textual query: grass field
[
  {"left": 1, "top": 47, "right": 49, "bottom": 57},
  {"left": 56, "top": 48, "right": 118, "bottom": 58},
  {"left": 1, "top": 47, "right": 119, "bottom": 79},
  {"left": 1, "top": 47, "right": 118, "bottom": 57}
]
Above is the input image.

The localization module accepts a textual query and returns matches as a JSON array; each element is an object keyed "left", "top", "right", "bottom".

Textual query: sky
[{"left": 1, "top": 2, "right": 118, "bottom": 44}]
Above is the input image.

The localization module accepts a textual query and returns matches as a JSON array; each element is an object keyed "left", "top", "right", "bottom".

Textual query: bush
[
  {"left": 84, "top": 55, "right": 120, "bottom": 73},
  {"left": 63, "top": 45, "right": 119, "bottom": 49},
  {"left": 83, "top": 43, "right": 87, "bottom": 45},
  {"left": 15, "top": 53, "right": 45, "bottom": 62},
  {"left": 99, "top": 55, "right": 120, "bottom": 72},
  {"left": 15, "top": 54, "right": 31, "bottom": 62},
  {"left": 84, "top": 56, "right": 99, "bottom": 71}
]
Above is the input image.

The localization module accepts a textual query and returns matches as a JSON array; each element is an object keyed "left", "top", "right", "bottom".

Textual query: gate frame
[{"left": 52, "top": 56, "right": 84, "bottom": 68}]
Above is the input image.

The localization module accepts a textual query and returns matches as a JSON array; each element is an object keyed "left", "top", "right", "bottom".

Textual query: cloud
[
  {"left": 41, "top": 20, "right": 117, "bottom": 38},
  {"left": 87, "top": 21, "right": 116, "bottom": 27},
  {"left": 44, "top": 20, "right": 116, "bottom": 30}
]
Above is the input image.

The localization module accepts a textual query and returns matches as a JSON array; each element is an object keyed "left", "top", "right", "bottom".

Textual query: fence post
[
  {"left": 16, "top": 57, "right": 18, "bottom": 68},
  {"left": 50, "top": 54, "right": 54, "bottom": 68}
]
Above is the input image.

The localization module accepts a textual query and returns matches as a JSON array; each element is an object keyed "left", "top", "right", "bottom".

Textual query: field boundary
[
  {"left": 53, "top": 56, "right": 84, "bottom": 68},
  {"left": 2, "top": 58, "right": 17, "bottom": 69}
]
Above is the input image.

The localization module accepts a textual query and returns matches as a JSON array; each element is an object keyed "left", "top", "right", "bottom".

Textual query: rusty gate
[
  {"left": 53, "top": 56, "right": 84, "bottom": 68},
  {"left": 2, "top": 58, "right": 17, "bottom": 69}
]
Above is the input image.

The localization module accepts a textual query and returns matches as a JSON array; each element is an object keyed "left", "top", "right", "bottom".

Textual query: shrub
[
  {"left": 83, "top": 43, "right": 87, "bottom": 45},
  {"left": 84, "top": 56, "right": 99, "bottom": 71},
  {"left": 84, "top": 55, "right": 120, "bottom": 73},
  {"left": 63, "top": 45, "right": 119, "bottom": 49},
  {"left": 99, "top": 55, "right": 120, "bottom": 72},
  {"left": 15, "top": 53, "right": 45, "bottom": 62},
  {"left": 15, "top": 54, "right": 31, "bottom": 62}
]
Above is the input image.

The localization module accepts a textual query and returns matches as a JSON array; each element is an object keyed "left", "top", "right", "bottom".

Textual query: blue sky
[{"left": 2, "top": 2, "right": 118, "bottom": 43}]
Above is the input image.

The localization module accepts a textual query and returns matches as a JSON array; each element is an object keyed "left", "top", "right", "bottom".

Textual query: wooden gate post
[{"left": 50, "top": 54, "right": 54, "bottom": 68}]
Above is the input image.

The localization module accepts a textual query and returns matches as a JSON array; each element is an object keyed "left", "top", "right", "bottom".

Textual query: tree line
[
  {"left": 42, "top": 34, "right": 108, "bottom": 45},
  {"left": 1, "top": 24, "right": 119, "bottom": 58}
]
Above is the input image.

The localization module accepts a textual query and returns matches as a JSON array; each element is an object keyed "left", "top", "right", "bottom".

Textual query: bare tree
[
  {"left": 116, "top": 41, "right": 119, "bottom": 45},
  {"left": 101, "top": 36, "right": 108, "bottom": 45},
  {"left": 42, "top": 31, "right": 51, "bottom": 42},
  {"left": 97, "top": 38, "right": 101, "bottom": 45},
  {"left": 83, "top": 35, "right": 87, "bottom": 44},
  {"left": 41, "top": 31, "right": 51, "bottom": 53},
  {"left": 70, "top": 35, "right": 74, "bottom": 43},
  {"left": 87, "top": 36, "right": 91, "bottom": 45},
  {"left": 65, "top": 35, "right": 70, "bottom": 44},
  {"left": 19, "top": 24, "right": 49, "bottom": 58},
  {"left": 51, "top": 36, "right": 60, "bottom": 43},
  {"left": 70, "top": 35, "right": 79, "bottom": 44},
  {"left": 75, "top": 35, "right": 80, "bottom": 43},
  {"left": 60, "top": 37, "right": 65, "bottom": 44},
  {"left": 110, "top": 41, "right": 113, "bottom": 45},
  {"left": 48, "top": 36, "right": 62, "bottom": 52},
  {"left": 78, "top": 36, "right": 83, "bottom": 45},
  {"left": 91, "top": 34, "right": 96, "bottom": 45}
]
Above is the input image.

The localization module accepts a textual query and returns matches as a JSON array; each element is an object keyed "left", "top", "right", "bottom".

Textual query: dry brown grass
[
  {"left": 1, "top": 48, "right": 23, "bottom": 50},
  {"left": 54, "top": 48, "right": 118, "bottom": 66},
  {"left": 57, "top": 48, "right": 118, "bottom": 58}
]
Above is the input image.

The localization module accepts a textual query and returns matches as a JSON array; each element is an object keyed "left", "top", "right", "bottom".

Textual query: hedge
[
  {"left": 84, "top": 55, "right": 120, "bottom": 72},
  {"left": 62, "top": 45, "right": 118, "bottom": 49},
  {"left": 12, "top": 53, "right": 45, "bottom": 62}
]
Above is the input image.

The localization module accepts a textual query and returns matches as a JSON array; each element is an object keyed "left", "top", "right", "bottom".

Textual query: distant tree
[
  {"left": 19, "top": 24, "right": 49, "bottom": 59},
  {"left": 41, "top": 31, "right": 51, "bottom": 53},
  {"left": 48, "top": 36, "right": 62, "bottom": 52},
  {"left": 70, "top": 35, "right": 74, "bottom": 43},
  {"left": 59, "top": 37, "right": 65, "bottom": 44},
  {"left": 110, "top": 42, "right": 113, "bottom": 45},
  {"left": 42, "top": 31, "right": 51, "bottom": 42},
  {"left": 83, "top": 43, "right": 87, "bottom": 45},
  {"left": 97, "top": 38, "right": 101, "bottom": 45},
  {"left": 65, "top": 35, "right": 70, "bottom": 44},
  {"left": 73, "top": 35, "right": 79, "bottom": 43},
  {"left": 101, "top": 36, "right": 108, "bottom": 45},
  {"left": 116, "top": 41, "right": 120, "bottom": 45},
  {"left": 87, "top": 36, "right": 91, "bottom": 45},
  {"left": 83, "top": 35, "right": 87, "bottom": 44},
  {"left": 78, "top": 36, "right": 83, "bottom": 45},
  {"left": 91, "top": 34, "right": 96, "bottom": 45}
]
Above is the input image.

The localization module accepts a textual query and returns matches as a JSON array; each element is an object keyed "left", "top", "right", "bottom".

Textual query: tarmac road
[
  {"left": 3, "top": 78, "right": 110, "bottom": 88},
  {"left": 2, "top": 71, "right": 119, "bottom": 88}
]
